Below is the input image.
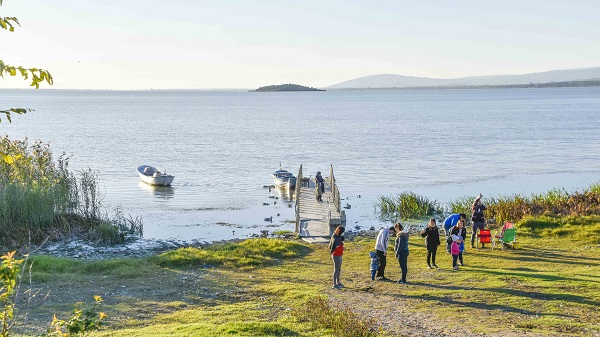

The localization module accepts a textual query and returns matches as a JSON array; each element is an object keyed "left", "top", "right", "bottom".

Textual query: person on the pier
[{"left": 315, "top": 171, "right": 325, "bottom": 202}]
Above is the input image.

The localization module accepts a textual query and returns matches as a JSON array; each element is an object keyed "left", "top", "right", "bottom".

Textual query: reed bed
[
  {"left": 448, "top": 184, "right": 600, "bottom": 226},
  {"left": 376, "top": 191, "right": 443, "bottom": 221},
  {"left": 0, "top": 136, "right": 141, "bottom": 248},
  {"left": 377, "top": 183, "right": 600, "bottom": 227}
]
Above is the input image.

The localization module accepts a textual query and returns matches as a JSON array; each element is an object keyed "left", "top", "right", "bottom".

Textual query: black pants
[
  {"left": 427, "top": 248, "right": 437, "bottom": 266},
  {"left": 452, "top": 252, "right": 463, "bottom": 267},
  {"left": 376, "top": 250, "right": 386, "bottom": 278},
  {"left": 398, "top": 252, "right": 408, "bottom": 282}
]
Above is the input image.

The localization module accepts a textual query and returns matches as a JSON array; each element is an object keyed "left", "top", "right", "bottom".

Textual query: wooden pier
[{"left": 294, "top": 165, "right": 344, "bottom": 243}]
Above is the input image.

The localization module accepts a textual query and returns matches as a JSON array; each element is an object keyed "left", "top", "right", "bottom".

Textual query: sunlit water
[{"left": 2, "top": 88, "right": 599, "bottom": 241}]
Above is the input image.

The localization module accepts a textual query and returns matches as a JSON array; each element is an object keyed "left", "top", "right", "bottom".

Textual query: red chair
[{"left": 476, "top": 229, "right": 491, "bottom": 249}]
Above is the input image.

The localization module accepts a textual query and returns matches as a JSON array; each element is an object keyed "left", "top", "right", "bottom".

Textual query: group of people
[{"left": 329, "top": 193, "right": 487, "bottom": 287}]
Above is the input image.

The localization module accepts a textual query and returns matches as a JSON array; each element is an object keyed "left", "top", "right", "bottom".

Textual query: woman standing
[
  {"left": 394, "top": 223, "right": 410, "bottom": 284},
  {"left": 450, "top": 219, "right": 467, "bottom": 266},
  {"left": 329, "top": 226, "right": 345, "bottom": 289},
  {"left": 421, "top": 218, "right": 441, "bottom": 269}
]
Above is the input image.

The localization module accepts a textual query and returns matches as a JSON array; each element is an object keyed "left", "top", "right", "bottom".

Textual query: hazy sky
[{"left": 2, "top": 0, "right": 599, "bottom": 89}]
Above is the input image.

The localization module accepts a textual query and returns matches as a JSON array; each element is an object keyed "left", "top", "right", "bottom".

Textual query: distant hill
[
  {"left": 328, "top": 67, "right": 600, "bottom": 89},
  {"left": 252, "top": 83, "right": 325, "bottom": 92}
]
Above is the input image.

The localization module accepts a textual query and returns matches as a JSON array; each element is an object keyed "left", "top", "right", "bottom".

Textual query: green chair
[{"left": 493, "top": 228, "right": 517, "bottom": 250}]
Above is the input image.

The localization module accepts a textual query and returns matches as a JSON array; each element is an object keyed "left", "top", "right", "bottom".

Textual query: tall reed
[
  {"left": 376, "top": 191, "right": 443, "bottom": 221},
  {"left": 447, "top": 184, "right": 600, "bottom": 225},
  {"left": 0, "top": 136, "right": 142, "bottom": 247}
]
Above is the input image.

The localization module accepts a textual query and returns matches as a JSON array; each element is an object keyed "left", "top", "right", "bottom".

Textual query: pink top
[{"left": 451, "top": 242, "right": 460, "bottom": 255}]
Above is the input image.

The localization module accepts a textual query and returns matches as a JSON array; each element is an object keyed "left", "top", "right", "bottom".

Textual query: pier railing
[
  {"left": 329, "top": 164, "right": 340, "bottom": 213},
  {"left": 294, "top": 164, "right": 303, "bottom": 234}
]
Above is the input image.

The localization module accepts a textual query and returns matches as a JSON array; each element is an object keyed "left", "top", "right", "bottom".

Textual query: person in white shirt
[{"left": 374, "top": 226, "right": 396, "bottom": 280}]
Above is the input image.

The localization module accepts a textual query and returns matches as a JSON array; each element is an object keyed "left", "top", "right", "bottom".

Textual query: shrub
[{"left": 292, "top": 296, "right": 379, "bottom": 337}]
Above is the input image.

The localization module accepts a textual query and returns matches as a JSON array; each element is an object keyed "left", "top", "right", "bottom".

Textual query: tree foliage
[{"left": 0, "top": 1, "right": 53, "bottom": 123}]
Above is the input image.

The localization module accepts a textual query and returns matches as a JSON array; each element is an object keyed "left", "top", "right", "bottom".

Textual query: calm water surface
[{"left": 2, "top": 88, "right": 599, "bottom": 240}]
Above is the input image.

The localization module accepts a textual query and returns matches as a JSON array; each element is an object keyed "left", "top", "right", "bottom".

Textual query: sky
[{"left": 1, "top": 0, "right": 599, "bottom": 89}]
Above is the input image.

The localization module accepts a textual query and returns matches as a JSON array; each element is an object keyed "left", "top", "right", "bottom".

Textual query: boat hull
[
  {"left": 272, "top": 169, "right": 296, "bottom": 188},
  {"left": 137, "top": 165, "right": 175, "bottom": 186}
]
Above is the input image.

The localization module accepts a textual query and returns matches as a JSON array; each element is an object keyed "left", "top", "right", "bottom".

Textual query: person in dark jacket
[
  {"left": 394, "top": 223, "right": 410, "bottom": 284},
  {"left": 471, "top": 193, "right": 487, "bottom": 248},
  {"left": 450, "top": 219, "right": 467, "bottom": 266},
  {"left": 315, "top": 171, "right": 325, "bottom": 202},
  {"left": 421, "top": 218, "right": 441, "bottom": 269},
  {"left": 328, "top": 226, "right": 345, "bottom": 288}
]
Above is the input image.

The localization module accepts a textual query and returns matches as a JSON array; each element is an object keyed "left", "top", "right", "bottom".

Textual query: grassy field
[{"left": 17, "top": 220, "right": 600, "bottom": 337}]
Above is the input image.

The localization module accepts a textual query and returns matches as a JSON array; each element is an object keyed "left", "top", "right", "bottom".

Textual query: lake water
[{"left": 1, "top": 88, "right": 599, "bottom": 241}]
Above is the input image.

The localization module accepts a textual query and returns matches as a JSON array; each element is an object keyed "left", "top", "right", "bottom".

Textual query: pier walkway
[{"left": 294, "top": 165, "right": 344, "bottom": 243}]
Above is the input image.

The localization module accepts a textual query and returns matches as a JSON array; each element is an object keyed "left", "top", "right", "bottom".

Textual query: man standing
[
  {"left": 471, "top": 193, "right": 487, "bottom": 248},
  {"left": 443, "top": 213, "right": 466, "bottom": 253},
  {"left": 374, "top": 226, "right": 396, "bottom": 280}
]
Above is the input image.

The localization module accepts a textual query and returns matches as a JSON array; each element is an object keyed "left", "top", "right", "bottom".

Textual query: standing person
[
  {"left": 421, "top": 218, "right": 441, "bottom": 269},
  {"left": 329, "top": 226, "right": 345, "bottom": 289},
  {"left": 451, "top": 234, "right": 462, "bottom": 271},
  {"left": 374, "top": 226, "right": 396, "bottom": 280},
  {"left": 471, "top": 193, "right": 487, "bottom": 248},
  {"left": 394, "top": 223, "right": 410, "bottom": 284},
  {"left": 450, "top": 219, "right": 467, "bottom": 266},
  {"left": 315, "top": 171, "right": 325, "bottom": 202},
  {"left": 369, "top": 251, "right": 378, "bottom": 281},
  {"left": 443, "top": 213, "right": 466, "bottom": 252}
]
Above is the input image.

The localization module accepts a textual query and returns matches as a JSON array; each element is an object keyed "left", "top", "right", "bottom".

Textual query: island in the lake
[{"left": 251, "top": 83, "right": 326, "bottom": 92}]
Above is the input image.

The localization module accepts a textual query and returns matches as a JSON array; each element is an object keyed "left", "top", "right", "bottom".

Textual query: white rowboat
[
  {"left": 272, "top": 169, "right": 296, "bottom": 189},
  {"left": 137, "top": 165, "right": 174, "bottom": 186}
]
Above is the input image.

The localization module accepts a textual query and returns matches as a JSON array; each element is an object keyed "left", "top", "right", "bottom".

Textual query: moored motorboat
[
  {"left": 137, "top": 165, "right": 175, "bottom": 186},
  {"left": 272, "top": 169, "right": 296, "bottom": 188}
]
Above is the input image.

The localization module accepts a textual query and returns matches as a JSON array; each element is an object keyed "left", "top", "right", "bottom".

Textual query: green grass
[
  {"left": 150, "top": 238, "right": 311, "bottom": 269},
  {"left": 17, "top": 223, "right": 600, "bottom": 337}
]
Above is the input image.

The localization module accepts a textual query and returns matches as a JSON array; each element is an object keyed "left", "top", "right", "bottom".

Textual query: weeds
[{"left": 292, "top": 296, "right": 379, "bottom": 337}]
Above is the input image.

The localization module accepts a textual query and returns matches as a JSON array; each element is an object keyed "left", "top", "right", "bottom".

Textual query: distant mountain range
[{"left": 328, "top": 67, "right": 600, "bottom": 89}]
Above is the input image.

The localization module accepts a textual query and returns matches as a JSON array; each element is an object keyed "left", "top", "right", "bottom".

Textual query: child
[
  {"left": 451, "top": 234, "right": 462, "bottom": 271},
  {"left": 369, "top": 251, "right": 378, "bottom": 280}
]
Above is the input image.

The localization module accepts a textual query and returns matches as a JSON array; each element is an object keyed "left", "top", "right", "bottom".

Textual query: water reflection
[
  {"left": 273, "top": 186, "right": 294, "bottom": 202},
  {"left": 138, "top": 181, "right": 175, "bottom": 199}
]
